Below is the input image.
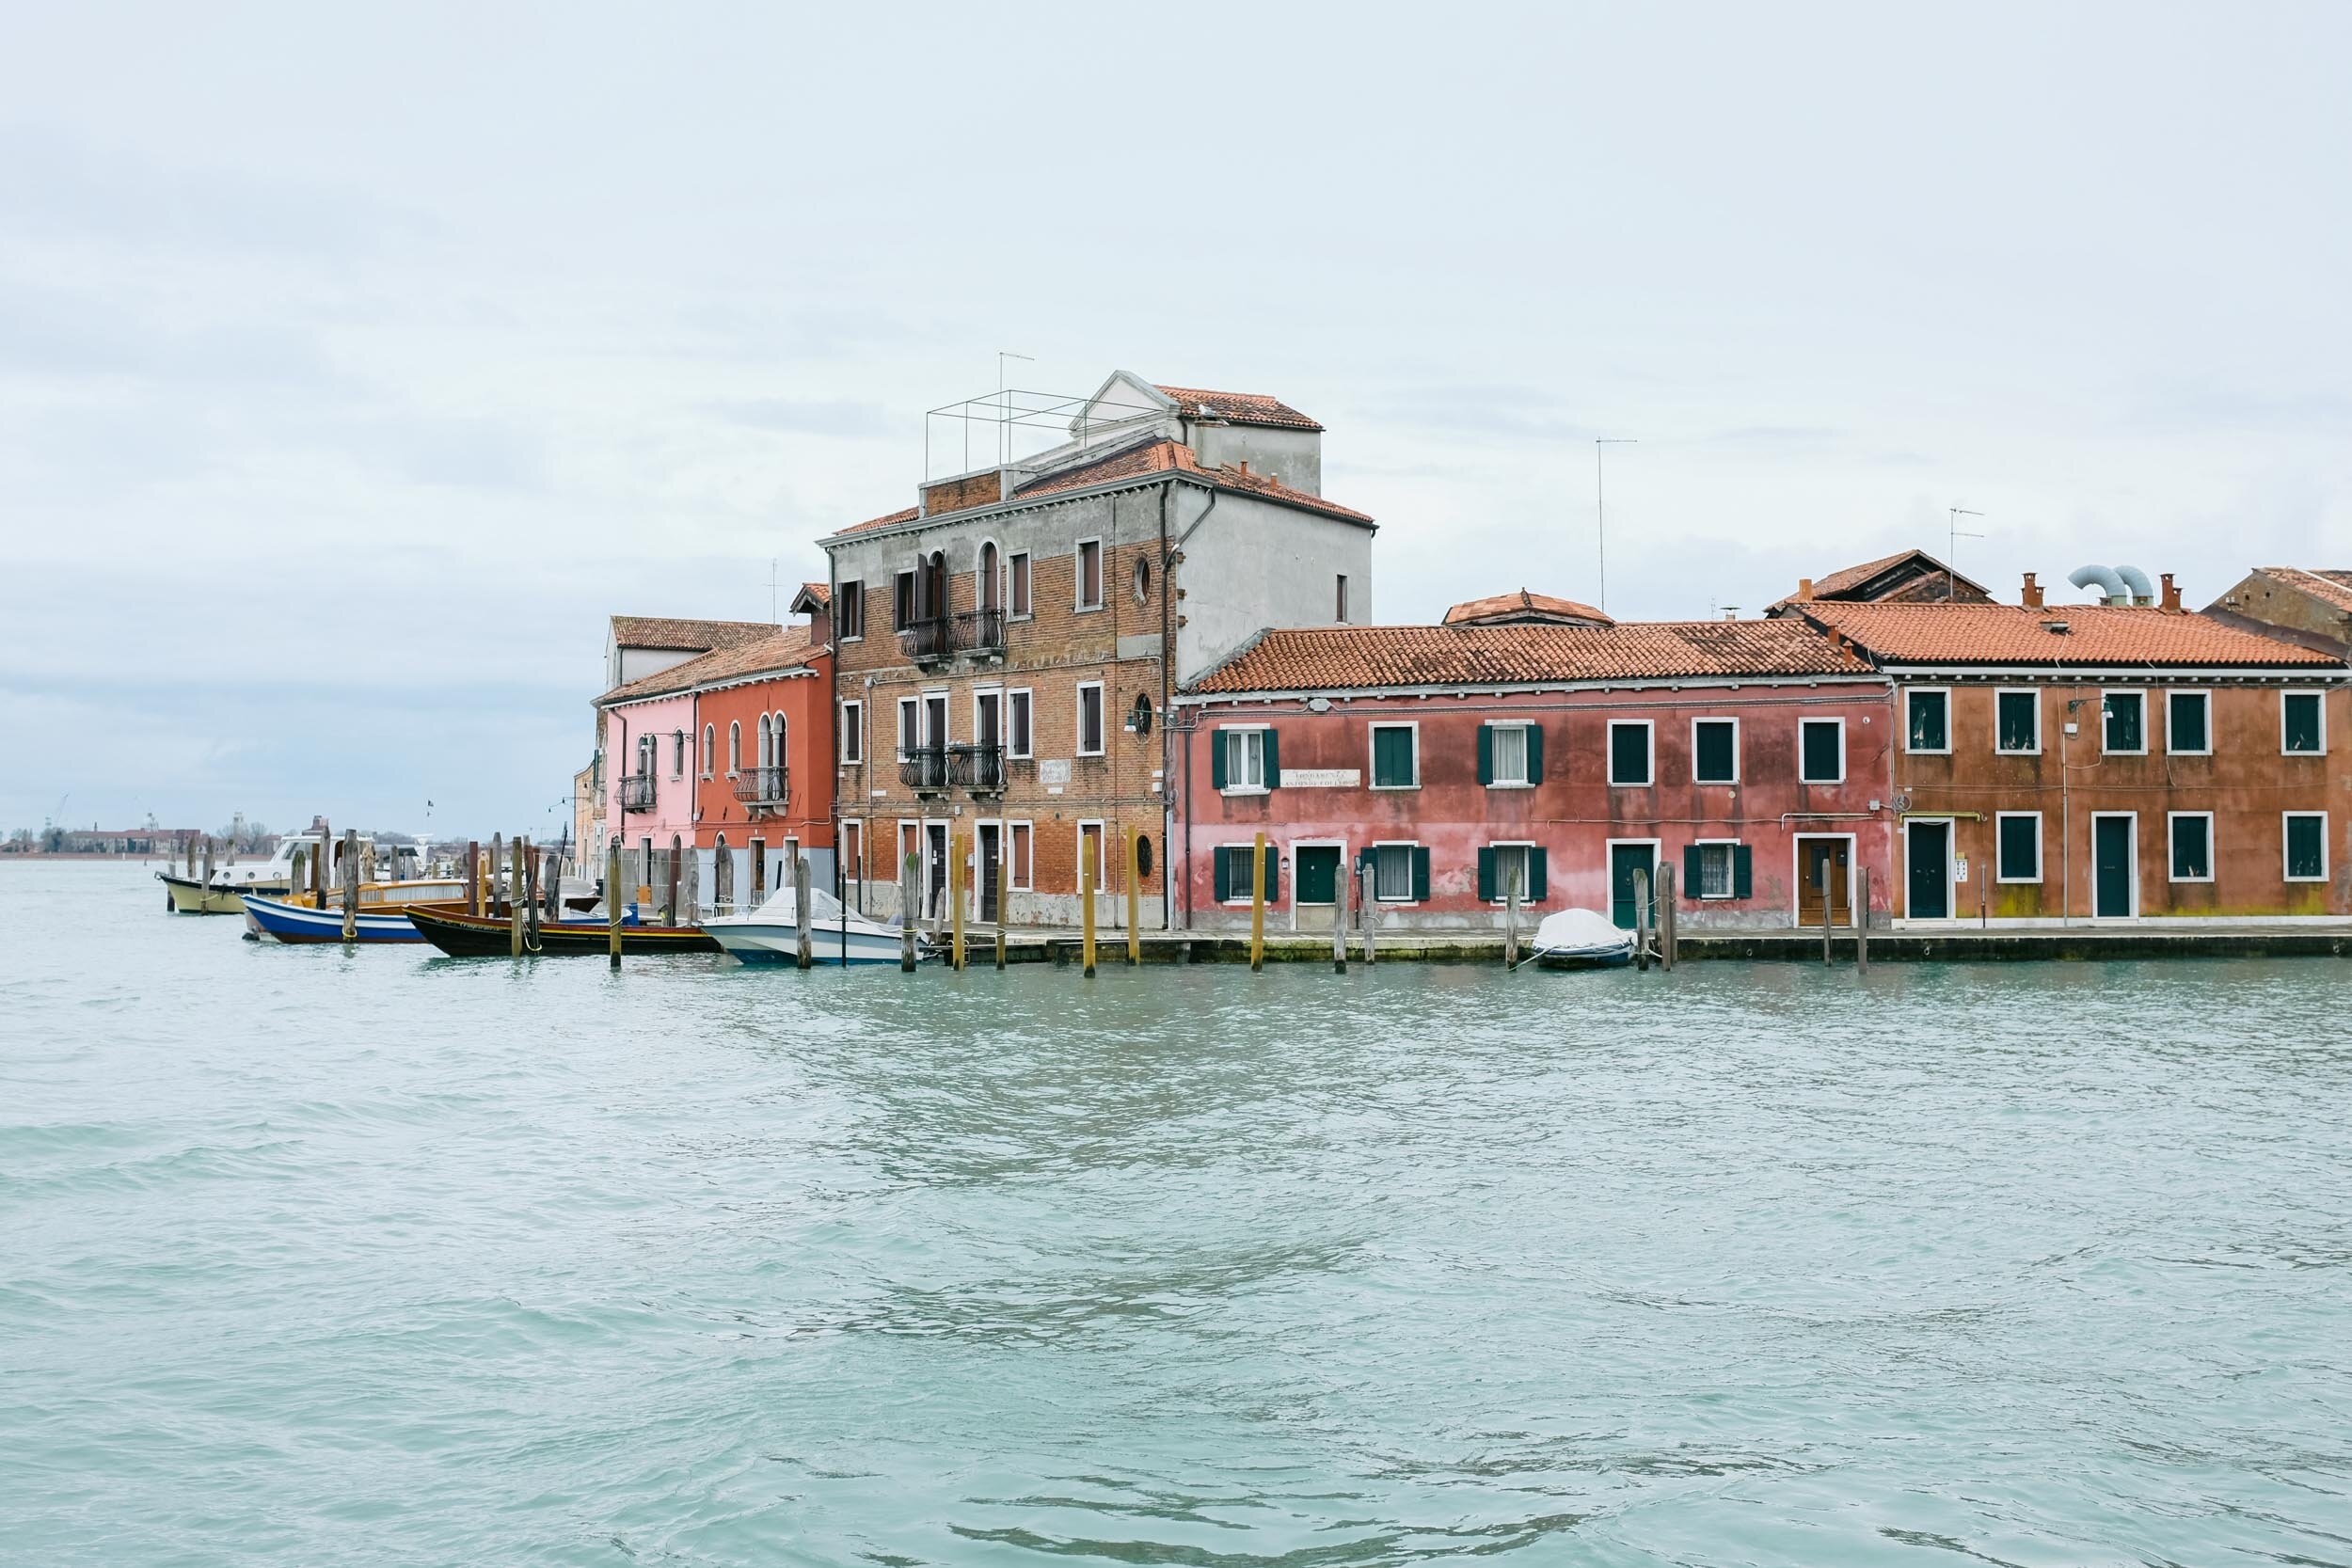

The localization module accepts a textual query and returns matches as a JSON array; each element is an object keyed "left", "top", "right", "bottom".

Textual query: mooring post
[
  {"left": 464, "top": 840, "right": 479, "bottom": 915},
  {"left": 312, "top": 822, "right": 327, "bottom": 906},
  {"left": 1081, "top": 833, "right": 1098, "bottom": 978},
  {"left": 1503, "top": 863, "right": 1521, "bottom": 969},
  {"left": 665, "top": 847, "right": 680, "bottom": 928},
  {"left": 948, "top": 832, "right": 965, "bottom": 972},
  {"left": 289, "top": 847, "right": 307, "bottom": 905},
  {"left": 1360, "top": 862, "right": 1377, "bottom": 965},
  {"left": 1820, "top": 861, "right": 1834, "bottom": 966},
  {"left": 1333, "top": 850, "right": 1351, "bottom": 974},
  {"left": 994, "top": 827, "right": 1009, "bottom": 971},
  {"left": 1633, "top": 867, "right": 1651, "bottom": 972},
  {"left": 681, "top": 843, "right": 700, "bottom": 927},
  {"left": 1249, "top": 831, "right": 1266, "bottom": 974},
  {"left": 1658, "top": 860, "right": 1677, "bottom": 972},
  {"left": 524, "top": 837, "right": 541, "bottom": 949},
  {"left": 899, "top": 852, "right": 917, "bottom": 973},
  {"left": 508, "top": 837, "right": 523, "bottom": 957},
  {"left": 201, "top": 835, "right": 215, "bottom": 888},
  {"left": 1124, "top": 826, "right": 1142, "bottom": 966},
  {"left": 796, "top": 853, "right": 814, "bottom": 970},
  {"left": 184, "top": 835, "right": 197, "bottom": 879},
  {"left": 342, "top": 829, "right": 359, "bottom": 944},
  {"left": 607, "top": 842, "right": 622, "bottom": 968},
  {"left": 1855, "top": 865, "right": 1870, "bottom": 974}
]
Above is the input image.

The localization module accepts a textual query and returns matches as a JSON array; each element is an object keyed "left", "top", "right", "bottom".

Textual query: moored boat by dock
[
  {"left": 405, "top": 903, "right": 723, "bottom": 957},
  {"left": 1527, "top": 909, "right": 1637, "bottom": 970},
  {"left": 702, "top": 881, "right": 917, "bottom": 966}
]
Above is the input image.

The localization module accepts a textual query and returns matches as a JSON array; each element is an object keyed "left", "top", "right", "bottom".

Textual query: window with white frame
[
  {"left": 1214, "top": 843, "right": 1273, "bottom": 904},
  {"left": 897, "top": 697, "right": 920, "bottom": 760},
  {"left": 1008, "top": 689, "right": 1033, "bottom": 758},
  {"left": 1370, "top": 723, "right": 1418, "bottom": 788},
  {"left": 1608, "top": 721, "right": 1653, "bottom": 786},
  {"left": 1905, "top": 689, "right": 1951, "bottom": 753},
  {"left": 1374, "top": 842, "right": 1417, "bottom": 902},
  {"left": 1799, "top": 718, "right": 1845, "bottom": 784},
  {"left": 2282, "top": 690, "right": 2325, "bottom": 754},
  {"left": 836, "top": 580, "right": 863, "bottom": 641},
  {"left": 1077, "top": 821, "right": 1106, "bottom": 890},
  {"left": 701, "top": 724, "right": 715, "bottom": 778},
  {"left": 672, "top": 731, "right": 686, "bottom": 778},
  {"left": 2103, "top": 690, "right": 2146, "bottom": 754},
  {"left": 1694, "top": 841, "right": 1737, "bottom": 898},
  {"left": 893, "top": 570, "right": 916, "bottom": 631},
  {"left": 1996, "top": 813, "right": 2042, "bottom": 882},
  {"left": 1075, "top": 539, "right": 1103, "bottom": 610},
  {"left": 2166, "top": 690, "right": 2211, "bottom": 755},
  {"left": 1486, "top": 722, "right": 1533, "bottom": 786},
  {"left": 1692, "top": 719, "right": 1739, "bottom": 784},
  {"left": 841, "top": 819, "right": 863, "bottom": 882},
  {"left": 1076, "top": 683, "right": 1105, "bottom": 756},
  {"left": 1995, "top": 689, "right": 2041, "bottom": 754},
  {"left": 1009, "top": 552, "right": 1032, "bottom": 618},
  {"left": 1222, "top": 728, "right": 1267, "bottom": 791},
  {"left": 2169, "top": 812, "right": 2213, "bottom": 881},
  {"left": 1488, "top": 843, "right": 1536, "bottom": 902},
  {"left": 2284, "top": 812, "right": 2328, "bottom": 881},
  {"left": 839, "top": 700, "right": 863, "bottom": 764},
  {"left": 727, "top": 721, "right": 741, "bottom": 774},
  {"left": 1008, "top": 820, "right": 1033, "bottom": 890}
]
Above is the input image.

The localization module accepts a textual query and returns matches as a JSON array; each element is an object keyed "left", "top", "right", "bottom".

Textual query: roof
[
  {"left": 1011, "top": 437, "right": 1371, "bottom": 525},
  {"left": 1772, "top": 548, "right": 1990, "bottom": 610},
  {"left": 1441, "top": 589, "right": 1613, "bottom": 627},
  {"left": 1186, "top": 619, "right": 1869, "bottom": 695},
  {"left": 1151, "top": 384, "right": 1323, "bottom": 432},
  {"left": 1787, "top": 601, "right": 2342, "bottom": 668},
  {"left": 2259, "top": 567, "right": 2352, "bottom": 616},
  {"left": 790, "top": 580, "right": 831, "bottom": 610},
  {"left": 597, "top": 626, "right": 820, "bottom": 705},
  {"left": 608, "top": 615, "right": 780, "bottom": 652},
  {"left": 831, "top": 506, "right": 920, "bottom": 539}
]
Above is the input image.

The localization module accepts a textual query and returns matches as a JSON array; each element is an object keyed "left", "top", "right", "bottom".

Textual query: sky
[{"left": 4, "top": 2, "right": 2347, "bottom": 839}]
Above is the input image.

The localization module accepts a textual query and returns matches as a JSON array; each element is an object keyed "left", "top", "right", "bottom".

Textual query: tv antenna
[
  {"left": 997, "top": 351, "right": 1035, "bottom": 463},
  {"left": 1595, "top": 437, "right": 1637, "bottom": 612},
  {"left": 768, "top": 557, "right": 786, "bottom": 624},
  {"left": 1947, "top": 508, "right": 1983, "bottom": 600}
]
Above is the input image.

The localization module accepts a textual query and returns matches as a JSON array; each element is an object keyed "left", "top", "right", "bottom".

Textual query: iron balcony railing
[
  {"left": 898, "top": 747, "right": 949, "bottom": 792},
  {"left": 619, "top": 773, "right": 658, "bottom": 813},
  {"left": 898, "top": 617, "right": 950, "bottom": 662},
  {"left": 731, "top": 766, "right": 789, "bottom": 809},
  {"left": 949, "top": 742, "right": 1005, "bottom": 793},
  {"left": 952, "top": 608, "right": 1005, "bottom": 656}
]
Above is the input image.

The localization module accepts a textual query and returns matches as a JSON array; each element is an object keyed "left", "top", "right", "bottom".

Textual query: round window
[
  {"left": 1136, "top": 835, "right": 1154, "bottom": 879},
  {"left": 1133, "top": 557, "right": 1152, "bottom": 601},
  {"left": 1130, "top": 695, "right": 1153, "bottom": 736}
]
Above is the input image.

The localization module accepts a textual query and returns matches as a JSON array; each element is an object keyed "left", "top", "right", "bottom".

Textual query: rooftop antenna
[
  {"left": 767, "top": 557, "right": 785, "bottom": 625},
  {"left": 1947, "top": 508, "right": 1983, "bottom": 600},
  {"left": 1595, "top": 437, "right": 1637, "bottom": 613},
  {"left": 996, "top": 351, "right": 1034, "bottom": 464}
]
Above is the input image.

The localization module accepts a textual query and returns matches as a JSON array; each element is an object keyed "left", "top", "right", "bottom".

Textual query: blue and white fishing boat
[
  {"left": 241, "top": 893, "right": 433, "bottom": 943},
  {"left": 702, "top": 879, "right": 919, "bottom": 966}
]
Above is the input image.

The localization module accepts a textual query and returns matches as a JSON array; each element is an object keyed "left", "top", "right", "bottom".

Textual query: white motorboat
[
  {"left": 701, "top": 879, "right": 920, "bottom": 966},
  {"left": 1526, "top": 908, "right": 1638, "bottom": 970}
]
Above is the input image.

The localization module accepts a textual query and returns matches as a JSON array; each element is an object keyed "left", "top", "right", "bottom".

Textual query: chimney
[
  {"left": 2160, "top": 572, "right": 2181, "bottom": 612},
  {"left": 1797, "top": 578, "right": 1815, "bottom": 603},
  {"left": 1236, "top": 459, "right": 1251, "bottom": 477},
  {"left": 2021, "top": 572, "right": 2043, "bottom": 610}
]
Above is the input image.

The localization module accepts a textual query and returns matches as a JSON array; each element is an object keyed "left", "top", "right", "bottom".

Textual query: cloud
[{"left": 706, "top": 397, "right": 898, "bottom": 437}]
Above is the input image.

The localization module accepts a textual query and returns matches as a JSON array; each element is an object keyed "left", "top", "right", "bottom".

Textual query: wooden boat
[
  {"left": 1527, "top": 908, "right": 1638, "bottom": 970},
  {"left": 239, "top": 878, "right": 467, "bottom": 944},
  {"left": 405, "top": 903, "right": 722, "bottom": 957},
  {"left": 158, "top": 832, "right": 318, "bottom": 913}
]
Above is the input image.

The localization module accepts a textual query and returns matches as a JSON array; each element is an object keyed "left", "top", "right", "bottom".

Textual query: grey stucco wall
[
  {"left": 1189, "top": 424, "right": 1321, "bottom": 496},
  {"left": 1173, "top": 490, "right": 1375, "bottom": 683}
]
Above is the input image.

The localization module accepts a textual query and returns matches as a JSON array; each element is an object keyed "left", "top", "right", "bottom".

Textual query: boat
[
  {"left": 405, "top": 902, "right": 723, "bottom": 957},
  {"left": 702, "top": 880, "right": 919, "bottom": 966},
  {"left": 238, "top": 877, "right": 468, "bottom": 944},
  {"left": 158, "top": 832, "right": 325, "bottom": 913},
  {"left": 1526, "top": 908, "right": 1638, "bottom": 970}
]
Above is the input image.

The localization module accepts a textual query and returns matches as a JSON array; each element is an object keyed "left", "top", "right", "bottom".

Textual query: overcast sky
[{"left": 4, "top": 3, "right": 2347, "bottom": 838}]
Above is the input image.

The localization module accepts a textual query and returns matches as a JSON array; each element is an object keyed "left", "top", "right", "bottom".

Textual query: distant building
[
  {"left": 1772, "top": 547, "right": 1993, "bottom": 610},
  {"left": 1439, "top": 590, "right": 1613, "bottom": 628},
  {"left": 2202, "top": 566, "right": 2352, "bottom": 658}
]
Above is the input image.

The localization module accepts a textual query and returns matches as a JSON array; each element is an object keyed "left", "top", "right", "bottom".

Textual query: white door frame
[
  {"left": 1901, "top": 816, "right": 1959, "bottom": 923},
  {"left": 1789, "top": 832, "right": 1858, "bottom": 927},
  {"left": 1286, "top": 836, "right": 1348, "bottom": 932},
  {"left": 2089, "top": 810, "right": 2140, "bottom": 920}
]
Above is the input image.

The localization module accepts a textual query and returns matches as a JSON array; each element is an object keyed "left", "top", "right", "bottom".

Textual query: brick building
[{"left": 822, "top": 370, "right": 1375, "bottom": 927}]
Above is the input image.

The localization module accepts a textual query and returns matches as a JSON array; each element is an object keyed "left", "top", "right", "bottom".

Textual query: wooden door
[{"left": 1796, "top": 838, "right": 1852, "bottom": 927}]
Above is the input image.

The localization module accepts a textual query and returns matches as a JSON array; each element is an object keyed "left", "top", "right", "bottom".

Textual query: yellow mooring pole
[
  {"left": 949, "top": 831, "right": 966, "bottom": 972},
  {"left": 1080, "top": 832, "right": 1097, "bottom": 979},
  {"left": 1124, "top": 826, "right": 1142, "bottom": 966}
]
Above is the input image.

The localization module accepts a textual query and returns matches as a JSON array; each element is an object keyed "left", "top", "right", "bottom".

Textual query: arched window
[
  {"left": 772, "top": 714, "right": 787, "bottom": 770},
  {"left": 1133, "top": 556, "right": 1151, "bottom": 602},
  {"left": 757, "top": 715, "right": 772, "bottom": 769},
  {"left": 1136, "top": 834, "right": 1154, "bottom": 880},
  {"left": 701, "top": 724, "right": 715, "bottom": 777},
  {"left": 728, "top": 721, "right": 741, "bottom": 773},
  {"left": 1130, "top": 694, "right": 1154, "bottom": 736},
  {"left": 979, "top": 541, "right": 999, "bottom": 611}
]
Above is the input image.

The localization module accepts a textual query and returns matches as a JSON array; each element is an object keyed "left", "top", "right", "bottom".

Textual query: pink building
[
  {"left": 597, "top": 684, "right": 699, "bottom": 903},
  {"left": 1173, "top": 612, "right": 1895, "bottom": 931}
]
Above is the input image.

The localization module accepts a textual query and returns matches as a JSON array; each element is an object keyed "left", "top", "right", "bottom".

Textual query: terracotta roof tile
[
  {"left": 797, "top": 580, "right": 830, "bottom": 605},
  {"left": 1442, "top": 589, "right": 1613, "bottom": 626},
  {"left": 2262, "top": 567, "right": 2352, "bottom": 616},
  {"left": 1152, "top": 384, "right": 1323, "bottom": 432},
  {"left": 1770, "top": 548, "right": 1990, "bottom": 610},
  {"left": 1790, "top": 601, "right": 2342, "bottom": 667},
  {"left": 1187, "top": 619, "right": 1867, "bottom": 694},
  {"left": 831, "top": 506, "right": 920, "bottom": 538},
  {"left": 597, "top": 626, "right": 819, "bottom": 705},
  {"left": 608, "top": 615, "right": 779, "bottom": 651},
  {"left": 1010, "top": 437, "right": 1373, "bottom": 525}
]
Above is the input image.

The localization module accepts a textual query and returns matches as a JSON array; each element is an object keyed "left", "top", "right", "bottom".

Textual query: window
[
  {"left": 1130, "top": 694, "right": 1153, "bottom": 736},
  {"left": 1996, "top": 813, "right": 2042, "bottom": 883},
  {"left": 2282, "top": 690, "right": 2325, "bottom": 754},
  {"left": 1133, "top": 557, "right": 1151, "bottom": 602},
  {"left": 893, "top": 570, "right": 915, "bottom": 631},
  {"left": 1905, "top": 689, "right": 1951, "bottom": 752},
  {"left": 1692, "top": 719, "right": 1738, "bottom": 784},
  {"left": 2169, "top": 813, "right": 2213, "bottom": 881},
  {"left": 1336, "top": 575, "right": 1349, "bottom": 622},
  {"left": 1008, "top": 689, "right": 1033, "bottom": 759},
  {"left": 839, "top": 701, "right": 863, "bottom": 764},
  {"left": 728, "top": 721, "right": 741, "bottom": 774},
  {"left": 1480, "top": 843, "right": 1546, "bottom": 904},
  {"left": 701, "top": 724, "right": 714, "bottom": 778},
  {"left": 1076, "top": 683, "right": 1105, "bottom": 756},
  {"left": 2284, "top": 813, "right": 2328, "bottom": 881},
  {"left": 1373, "top": 842, "right": 1426, "bottom": 903},
  {"left": 1009, "top": 552, "right": 1032, "bottom": 618},
  {"left": 1077, "top": 821, "right": 1106, "bottom": 891},
  {"left": 770, "top": 715, "right": 787, "bottom": 769},
  {"left": 672, "top": 731, "right": 686, "bottom": 778},
  {"left": 1995, "top": 689, "right": 2040, "bottom": 754},
  {"left": 1370, "top": 723, "right": 1418, "bottom": 788},
  {"left": 978, "top": 544, "right": 999, "bottom": 610},
  {"left": 1694, "top": 842, "right": 1737, "bottom": 899},
  {"left": 1220, "top": 728, "right": 1267, "bottom": 792},
  {"left": 1075, "top": 539, "right": 1103, "bottom": 610},
  {"left": 841, "top": 820, "right": 863, "bottom": 882},
  {"left": 1008, "top": 821, "right": 1033, "bottom": 891},
  {"left": 1800, "top": 718, "right": 1845, "bottom": 784},
  {"left": 837, "top": 580, "right": 864, "bottom": 641},
  {"left": 897, "top": 697, "right": 920, "bottom": 760},
  {"left": 2167, "top": 690, "right": 2211, "bottom": 755},
  {"left": 1483, "top": 721, "right": 1535, "bottom": 787},
  {"left": 1608, "top": 721, "right": 1653, "bottom": 786},
  {"left": 975, "top": 689, "right": 1002, "bottom": 751},
  {"left": 1213, "top": 842, "right": 1278, "bottom": 904},
  {"left": 2103, "top": 690, "right": 2146, "bottom": 754}
]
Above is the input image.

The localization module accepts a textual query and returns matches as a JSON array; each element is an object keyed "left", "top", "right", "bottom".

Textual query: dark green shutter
[
  {"left": 1263, "top": 727, "right": 1280, "bottom": 788},
  {"left": 1684, "top": 844, "right": 1703, "bottom": 888},
  {"left": 1732, "top": 844, "right": 1754, "bottom": 898},
  {"left": 1410, "top": 846, "right": 1430, "bottom": 902},
  {"left": 1211, "top": 733, "right": 1227, "bottom": 791},
  {"left": 1477, "top": 724, "right": 1493, "bottom": 785},
  {"left": 1213, "top": 847, "right": 1232, "bottom": 902},
  {"left": 1264, "top": 845, "right": 1280, "bottom": 900},
  {"left": 1477, "top": 847, "right": 1496, "bottom": 901},
  {"left": 1525, "top": 722, "right": 1543, "bottom": 783},
  {"left": 1528, "top": 847, "right": 1548, "bottom": 901},
  {"left": 2285, "top": 693, "right": 2322, "bottom": 753}
]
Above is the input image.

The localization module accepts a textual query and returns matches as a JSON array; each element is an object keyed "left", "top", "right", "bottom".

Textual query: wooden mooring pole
[
  {"left": 1360, "top": 863, "right": 1376, "bottom": 965},
  {"left": 994, "top": 827, "right": 1009, "bottom": 971},
  {"left": 508, "top": 837, "right": 523, "bottom": 958},
  {"left": 1333, "top": 849, "right": 1351, "bottom": 974},
  {"left": 947, "top": 832, "right": 965, "bottom": 971},
  {"left": 1657, "top": 860, "right": 1677, "bottom": 971},
  {"left": 1820, "top": 861, "right": 1834, "bottom": 967},
  {"left": 1503, "top": 863, "right": 1520, "bottom": 969},
  {"left": 1854, "top": 866, "right": 1870, "bottom": 974},
  {"left": 466, "top": 840, "right": 481, "bottom": 915},
  {"left": 899, "top": 852, "right": 917, "bottom": 973},
  {"left": 796, "top": 853, "right": 814, "bottom": 970},
  {"left": 1249, "top": 831, "right": 1266, "bottom": 974},
  {"left": 523, "top": 837, "right": 540, "bottom": 950},
  {"left": 1124, "top": 826, "right": 1141, "bottom": 967},
  {"left": 1633, "top": 867, "right": 1652, "bottom": 972},
  {"left": 1081, "top": 833, "right": 1098, "bottom": 978},
  {"left": 342, "top": 829, "right": 359, "bottom": 944},
  {"left": 607, "top": 841, "right": 622, "bottom": 969}
]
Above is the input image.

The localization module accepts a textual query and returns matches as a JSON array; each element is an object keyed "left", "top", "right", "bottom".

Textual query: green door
[
  {"left": 1295, "top": 845, "right": 1340, "bottom": 905},
  {"left": 2093, "top": 816, "right": 2135, "bottom": 918},
  {"left": 1907, "top": 821, "right": 1949, "bottom": 919},
  {"left": 1609, "top": 844, "right": 1656, "bottom": 929}
]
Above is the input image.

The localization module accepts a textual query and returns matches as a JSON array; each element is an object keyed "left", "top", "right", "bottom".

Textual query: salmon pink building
[{"left": 1173, "top": 610, "right": 1896, "bottom": 932}]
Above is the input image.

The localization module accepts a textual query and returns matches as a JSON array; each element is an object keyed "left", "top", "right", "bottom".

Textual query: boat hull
[
  {"left": 705, "top": 920, "right": 914, "bottom": 966},
  {"left": 160, "top": 872, "right": 291, "bottom": 914},
  {"left": 1532, "top": 948, "right": 1635, "bottom": 971},
  {"left": 405, "top": 905, "right": 721, "bottom": 957},
  {"left": 240, "top": 894, "right": 428, "bottom": 944}
]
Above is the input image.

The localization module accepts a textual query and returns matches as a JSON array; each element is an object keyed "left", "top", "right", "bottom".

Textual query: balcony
[
  {"left": 898, "top": 617, "right": 950, "bottom": 663},
  {"left": 898, "top": 747, "right": 949, "bottom": 793},
  {"left": 731, "top": 766, "right": 789, "bottom": 812},
  {"left": 619, "top": 773, "right": 658, "bottom": 813},
  {"left": 949, "top": 742, "right": 1005, "bottom": 794},
  {"left": 952, "top": 608, "right": 1005, "bottom": 657}
]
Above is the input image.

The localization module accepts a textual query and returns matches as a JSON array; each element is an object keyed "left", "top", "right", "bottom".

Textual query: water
[{"left": 6, "top": 863, "right": 2350, "bottom": 1566}]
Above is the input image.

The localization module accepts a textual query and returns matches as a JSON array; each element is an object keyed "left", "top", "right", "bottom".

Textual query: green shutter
[
  {"left": 2284, "top": 694, "right": 2322, "bottom": 753},
  {"left": 1264, "top": 727, "right": 1280, "bottom": 788},
  {"left": 1213, "top": 847, "right": 1232, "bottom": 902},
  {"left": 1410, "top": 846, "right": 1430, "bottom": 903},
  {"left": 1525, "top": 722, "right": 1544, "bottom": 783},
  {"left": 1264, "top": 845, "right": 1281, "bottom": 900},
  {"left": 1732, "top": 844, "right": 1754, "bottom": 899},
  {"left": 1528, "top": 847, "right": 1548, "bottom": 902},
  {"left": 1211, "top": 733, "right": 1227, "bottom": 791},
  {"left": 1684, "top": 844, "right": 1703, "bottom": 888},
  {"left": 1477, "top": 846, "right": 1496, "bottom": 901},
  {"left": 1476, "top": 724, "right": 1493, "bottom": 786}
]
